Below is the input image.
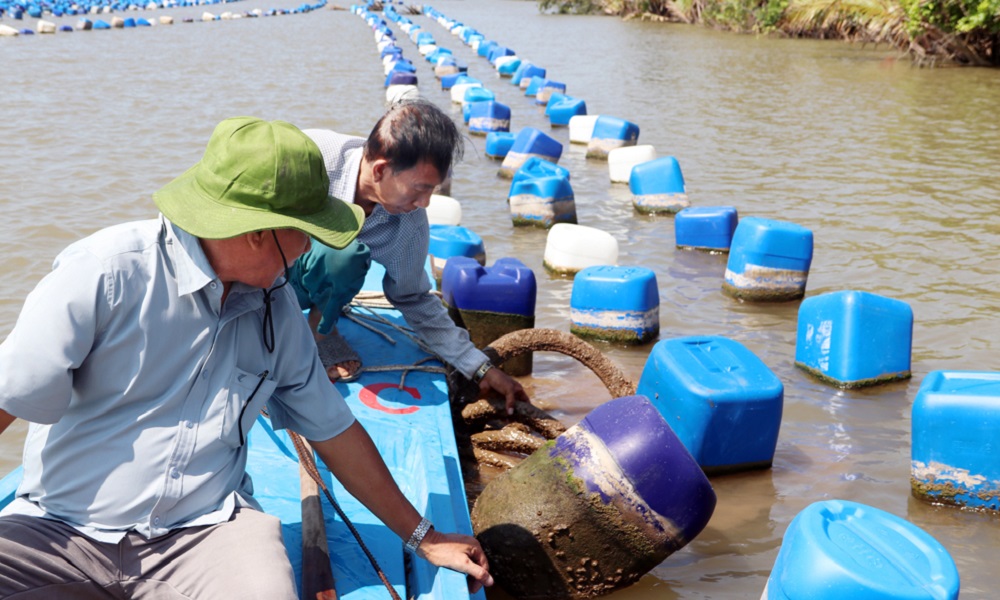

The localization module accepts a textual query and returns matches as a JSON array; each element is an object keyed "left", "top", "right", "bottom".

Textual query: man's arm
[
  {"left": 0, "top": 410, "right": 14, "bottom": 436},
  {"left": 374, "top": 213, "right": 530, "bottom": 412},
  {"left": 308, "top": 421, "right": 494, "bottom": 592}
]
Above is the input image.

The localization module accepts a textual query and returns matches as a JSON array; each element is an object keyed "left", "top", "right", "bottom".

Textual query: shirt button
[
  {"left": 153, "top": 516, "right": 161, "bottom": 526},
  {"left": 185, "top": 421, "right": 194, "bottom": 429},
  {"left": 171, "top": 469, "right": 180, "bottom": 479},
  {"left": 209, "top": 282, "right": 218, "bottom": 289}
]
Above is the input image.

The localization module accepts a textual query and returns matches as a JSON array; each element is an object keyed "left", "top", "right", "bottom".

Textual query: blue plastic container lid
[
  {"left": 728, "top": 216, "right": 814, "bottom": 271},
  {"left": 570, "top": 265, "right": 659, "bottom": 312},
  {"left": 485, "top": 131, "right": 517, "bottom": 157},
  {"left": 511, "top": 156, "right": 570, "bottom": 185},
  {"left": 509, "top": 174, "right": 573, "bottom": 201},
  {"left": 463, "top": 87, "right": 495, "bottom": 103},
  {"left": 469, "top": 101, "right": 511, "bottom": 120},
  {"left": 452, "top": 74, "right": 481, "bottom": 87},
  {"left": 441, "top": 257, "right": 537, "bottom": 316},
  {"left": 440, "top": 72, "right": 462, "bottom": 90},
  {"left": 733, "top": 216, "right": 813, "bottom": 256},
  {"left": 428, "top": 224, "right": 485, "bottom": 261},
  {"left": 509, "top": 127, "right": 562, "bottom": 161},
  {"left": 767, "top": 500, "right": 959, "bottom": 600},
  {"left": 520, "top": 65, "right": 546, "bottom": 81},
  {"left": 592, "top": 115, "right": 640, "bottom": 141},
  {"left": 497, "top": 58, "right": 522, "bottom": 75},
  {"left": 640, "top": 336, "right": 784, "bottom": 405},
  {"left": 477, "top": 40, "right": 497, "bottom": 57},
  {"left": 385, "top": 71, "right": 417, "bottom": 87},
  {"left": 524, "top": 76, "right": 546, "bottom": 96},
  {"left": 487, "top": 45, "right": 515, "bottom": 63},
  {"left": 380, "top": 45, "right": 402, "bottom": 58},
  {"left": 540, "top": 80, "right": 566, "bottom": 92},
  {"left": 675, "top": 206, "right": 739, "bottom": 248},
  {"left": 629, "top": 156, "right": 685, "bottom": 195}
]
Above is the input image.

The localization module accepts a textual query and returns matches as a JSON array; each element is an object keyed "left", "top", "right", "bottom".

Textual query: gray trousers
[{"left": 0, "top": 508, "right": 297, "bottom": 599}]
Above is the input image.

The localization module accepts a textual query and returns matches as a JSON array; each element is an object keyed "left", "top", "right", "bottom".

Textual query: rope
[
  {"left": 281, "top": 291, "right": 451, "bottom": 597},
  {"left": 337, "top": 298, "right": 450, "bottom": 390},
  {"left": 288, "top": 430, "right": 404, "bottom": 600}
]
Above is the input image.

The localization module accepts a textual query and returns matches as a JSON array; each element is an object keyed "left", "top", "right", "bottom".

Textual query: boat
[{"left": 0, "top": 260, "right": 485, "bottom": 600}]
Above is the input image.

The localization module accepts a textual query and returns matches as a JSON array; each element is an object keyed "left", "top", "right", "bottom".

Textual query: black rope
[{"left": 262, "top": 230, "right": 290, "bottom": 354}]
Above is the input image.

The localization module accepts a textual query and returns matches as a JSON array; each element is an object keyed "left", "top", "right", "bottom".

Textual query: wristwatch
[
  {"left": 405, "top": 517, "right": 433, "bottom": 553},
  {"left": 472, "top": 360, "right": 494, "bottom": 384}
]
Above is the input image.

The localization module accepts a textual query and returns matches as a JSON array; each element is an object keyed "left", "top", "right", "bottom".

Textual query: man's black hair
[{"left": 363, "top": 99, "right": 463, "bottom": 178}]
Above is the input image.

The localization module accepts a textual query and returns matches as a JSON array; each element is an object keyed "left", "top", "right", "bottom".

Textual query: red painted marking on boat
[{"left": 359, "top": 383, "right": 422, "bottom": 414}]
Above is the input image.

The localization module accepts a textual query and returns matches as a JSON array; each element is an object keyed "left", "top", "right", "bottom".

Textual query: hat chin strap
[{"left": 262, "top": 230, "right": 291, "bottom": 354}]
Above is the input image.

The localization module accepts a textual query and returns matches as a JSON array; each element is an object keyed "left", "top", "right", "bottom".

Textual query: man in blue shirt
[
  {"left": 290, "top": 100, "right": 528, "bottom": 412},
  {"left": 0, "top": 117, "right": 492, "bottom": 598}
]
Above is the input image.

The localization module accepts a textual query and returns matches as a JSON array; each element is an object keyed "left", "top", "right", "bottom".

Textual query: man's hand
[
  {"left": 0, "top": 410, "right": 14, "bottom": 436},
  {"left": 310, "top": 423, "right": 494, "bottom": 590},
  {"left": 480, "top": 367, "right": 529, "bottom": 415},
  {"left": 416, "top": 529, "right": 494, "bottom": 593}
]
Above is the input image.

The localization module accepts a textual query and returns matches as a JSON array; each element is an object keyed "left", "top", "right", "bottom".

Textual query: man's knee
[
  {"left": 204, "top": 511, "right": 297, "bottom": 600},
  {"left": 141, "top": 510, "right": 297, "bottom": 600}
]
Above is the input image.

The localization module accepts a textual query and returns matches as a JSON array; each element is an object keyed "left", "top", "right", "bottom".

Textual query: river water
[{"left": 2, "top": 0, "right": 999, "bottom": 597}]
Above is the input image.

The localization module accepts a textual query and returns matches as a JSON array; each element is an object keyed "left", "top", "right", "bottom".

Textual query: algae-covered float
[{"left": 0, "top": 262, "right": 484, "bottom": 600}]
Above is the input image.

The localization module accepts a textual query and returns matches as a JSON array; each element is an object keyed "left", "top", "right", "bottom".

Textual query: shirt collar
[
  {"left": 338, "top": 145, "right": 363, "bottom": 205},
  {"left": 162, "top": 215, "right": 267, "bottom": 316},
  {"left": 162, "top": 215, "right": 217, "bottom": 298}
]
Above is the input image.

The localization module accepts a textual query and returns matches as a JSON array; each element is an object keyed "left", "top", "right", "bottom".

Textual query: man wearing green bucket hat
[
  {"left": 0, "top": 117, "right": 493, "bottom": 598},
  {"left": 289, "top": 100, "right": 528, "bottom": 412}
]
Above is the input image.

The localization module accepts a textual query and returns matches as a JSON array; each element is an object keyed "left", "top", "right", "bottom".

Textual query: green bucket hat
[{"left": 153, "top": 116, "right": 364, "bottom": 249}]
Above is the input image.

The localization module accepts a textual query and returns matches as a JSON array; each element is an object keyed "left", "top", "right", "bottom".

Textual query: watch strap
[{"left": 405, "top": 517, "right": 433, "bottom": 553}]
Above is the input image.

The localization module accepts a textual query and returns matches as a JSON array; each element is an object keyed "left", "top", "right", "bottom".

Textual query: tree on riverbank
[{"left": 536, "top": 0, "right": 999, "bottom": 65}]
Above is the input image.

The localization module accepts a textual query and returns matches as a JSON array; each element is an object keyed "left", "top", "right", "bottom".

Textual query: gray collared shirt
[
  {"left": 303, "top": 129, "right": 488, "bottom": 377},
  {"left": 0, "top": 217, "right": 354, "bottom": 542}
]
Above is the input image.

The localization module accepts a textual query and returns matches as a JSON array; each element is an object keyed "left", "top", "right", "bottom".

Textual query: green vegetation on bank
[{"left": 537, "top": 0, "right": 1000, "bottom": 65}]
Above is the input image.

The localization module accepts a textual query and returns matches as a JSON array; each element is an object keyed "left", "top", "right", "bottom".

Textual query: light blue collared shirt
[{"left": 0, "top": 217, "right": 354, "bottom": 542}]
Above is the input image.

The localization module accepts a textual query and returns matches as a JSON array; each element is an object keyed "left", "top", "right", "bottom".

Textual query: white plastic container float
[
  {"left": 386, "top": 85, "right": 420, "bottom": 105},
  {"left": 568, "top": 115, "right": 599, "bottom": 145},
  {"left": 608, "top": 145, "right": 657, "bottom": 184},
  {"left": 426, "top": 194, "right": 463, "bottom": 226},
  {"left": 543, "top": 223, "right": 619, "bottom": 275},
  {"left": 451, "top": 82, "right": 483, "bottom": 104}
]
